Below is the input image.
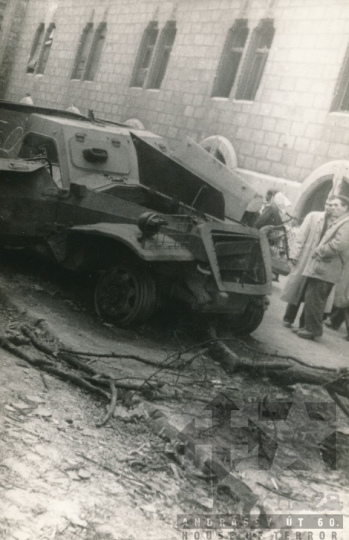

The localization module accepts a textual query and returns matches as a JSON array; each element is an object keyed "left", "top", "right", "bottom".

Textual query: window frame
[
  {"left": 27, "top": 22, "right": 45, "bottom": 74},
  {"left": 147, "top": 20, "right": 177, "bottom": 90},
  {"left": 83, "top": 21, "right": 107, "bottom": 81},
  {"left": 211, "top": 19, "right": 249, "bottom": 98},
  {"left": 36, "top": 22, "right": 55, "bottom": 75},
  {"left": 130, "top": 21, "right": 159, "bottom": 88},
  {"left": 71, "top": 22, "right": 94, "bottom": 80},
  {"left": 235, "top": 18, "right": 275, "bottom": 101}
]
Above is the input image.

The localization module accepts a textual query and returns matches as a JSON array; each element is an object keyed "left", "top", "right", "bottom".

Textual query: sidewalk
[{"left": 254, "top": 276, "right": 349, "bottom": 370}]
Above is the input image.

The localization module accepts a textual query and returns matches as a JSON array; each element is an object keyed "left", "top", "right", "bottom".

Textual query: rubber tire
[
  {"left": 94, "top": 261, "right": 157, "bottom": 327},
  {"left": 220, "top": 302, "right": 265, "bottom": 335}
]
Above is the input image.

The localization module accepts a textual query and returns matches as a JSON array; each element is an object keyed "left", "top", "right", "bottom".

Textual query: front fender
[{"left": 70, "top": 222, "right": 194, "bottom": 262}]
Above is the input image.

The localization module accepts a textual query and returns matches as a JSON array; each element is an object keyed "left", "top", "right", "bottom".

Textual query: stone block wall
[
  {"left": 0, "top": 0, "right": 29, "bottom": 97},
  {"left": 4, "top": 0, "right": 349, "bottom": 187}
]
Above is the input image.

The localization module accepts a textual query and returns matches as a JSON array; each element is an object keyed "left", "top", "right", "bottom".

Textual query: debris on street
[{"left": 1, "top": 258, "right": 349, "bottom": 539}]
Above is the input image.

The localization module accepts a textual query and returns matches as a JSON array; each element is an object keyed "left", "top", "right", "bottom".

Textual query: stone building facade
[
  {"left": 4, "top": 0, "right": 349, "bottom": 211},
  {"left": 0, "top": 0, "right": 29, "bottom": 97}
]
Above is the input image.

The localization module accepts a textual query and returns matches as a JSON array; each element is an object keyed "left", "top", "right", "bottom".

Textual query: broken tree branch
[
  {"left": 59, "top": 347, "right": 177, "bottom": 369},
  {"left": 0, "top": 334, "right": 53, "bottom": 368},
  {"left": 96, "top": 382, "right": 118, "bottom": 427},
  {"left": 17, "top": 325, "right": 165, "bottom": 396},
  {"left": 207, "top": 327, "right": 349, "bottom": 399},
  {"left": 223, "top": 335, "right": 337, "bottom": 372},
  {"left": 0, "top": 334, "right": 109, "bottom": 400},
  {"left": 75, "top": 452, "right": 154, "bottom": 491},
  {"left": 83, "top": 376, "right": 163, "bottom": 391},
  {"left": 42, "top": 365, "right": 110, "bottom": 399},
  {"left": 21, "top": 325, "right": 57, "bottom": 356}
]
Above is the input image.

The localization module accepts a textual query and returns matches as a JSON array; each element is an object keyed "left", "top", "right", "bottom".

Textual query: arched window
[
  {"left": 71, "top": 22, "right": 94, "bottom": 80},
  {"left": 147, "top": 20, "right": 177, "bottom": 89},
  {"left": 84, "top": 22, "right": 107, "bottom": 81},
  {"left": 36, "top": 23, "right": 55, "bottom": 74},
  {"left": 236, "top": 18, "right": 275, "bottom": 101},
  {"left": 130, "top": 21, "right": 159, "bottom": 87},
  {"left": 212, "top": 19, "right": 249, "bottom": 98},
  {"left": 27, "top": 23, "right": 45, "bottom": 74}
]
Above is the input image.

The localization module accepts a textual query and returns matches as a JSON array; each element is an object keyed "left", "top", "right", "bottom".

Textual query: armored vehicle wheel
[
  {"left": 220, "top": 302, "right": 264, "bottom": 335},
  {"left": 94, "top": 261, "right": 157, "bottom": 326}
]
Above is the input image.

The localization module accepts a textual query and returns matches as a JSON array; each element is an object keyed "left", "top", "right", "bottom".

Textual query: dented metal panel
[
  {"left": 130, "top": 133, "right": 226, "bottom": 220},
  {"left": 70, "top": 222, "right": 194, "bottom": 261},
  {"left": 173, "top": 137, "right": 261, "bottom": 221}
]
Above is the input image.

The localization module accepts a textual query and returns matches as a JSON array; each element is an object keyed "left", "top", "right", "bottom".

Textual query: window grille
[
  {"left": 36, "top": 23, "right": 55, "bottom": 74},
  {"left": 84, "top": 22, "right": 107, "bottom": 81},
  {"left": 212, "top": 19, "right": 249, "bottom": 98},
  {"left": 130, "top": 21, "right": 159, "bottom": 87},
  {"left": 236, "top": 18, "right": 275, "bottom": 101},
  {"left": 147, "top": 20, "right": 177, "bottom": 89},
  {"left": 71, "top": 22, "right": 94, "bottom": 80}
]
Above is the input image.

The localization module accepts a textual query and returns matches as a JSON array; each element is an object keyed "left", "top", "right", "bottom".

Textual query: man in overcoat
[
  {"left": 300, "top": 196, "right": 349, "bottom": 339},
  {"left": 282, "top": 196, "right": 349, "bottom": 339},
  {"left": 281, "top": 199, "right": 334, "bottom": 328}
]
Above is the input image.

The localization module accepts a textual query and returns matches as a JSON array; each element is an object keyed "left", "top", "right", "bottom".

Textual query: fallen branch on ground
[
  {"left": 59, "top": 347, "right": 178, "bottom": 369},
  {"left": 42, "top": 365, "right": 110, "bottom": 399},
  {"left": 20, "top": 325, "right": 163, "bottom": 391},
  {"left": 96, "top": 382, "right": 118, "bottom": 427},
  {"left": 75, "top": 452, "right": 154, "bottom": 492},
  {"left": 207, "top": 327, "right": 349, "bottom": 400},
  {"left": 223, "top": 335, "right": 337, "bottom": 372},
  {"left": 21, "top": 325, "right": 58, "bottom": 356},
  {"left": 0, "top": 334, "right": 109, "bottom": 399}
]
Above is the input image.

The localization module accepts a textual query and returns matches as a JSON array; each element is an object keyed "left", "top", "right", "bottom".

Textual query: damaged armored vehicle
[{"left": 0, "top": 101, "right": 271, "bottom": 332}]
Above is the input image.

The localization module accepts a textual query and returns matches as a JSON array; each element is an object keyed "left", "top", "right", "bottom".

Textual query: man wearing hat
[{"left": 295, "top": 195, "right": 349, "bottom": 340}]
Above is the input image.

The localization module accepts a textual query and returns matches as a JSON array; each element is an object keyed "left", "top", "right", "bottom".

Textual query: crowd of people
[{"left": 280, "top": 194, "right": 349, "bottom": 341}]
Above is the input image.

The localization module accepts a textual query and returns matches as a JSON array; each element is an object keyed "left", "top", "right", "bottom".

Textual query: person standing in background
[
  {"left": 325, "top": 216, "right": 349, "bottom": 340},
  {"left": 283, "top": 196, "right": 349, "bottom": 340},
  {"left": 281, "top": 198, "right": 335, "bottom": 329},
  {"left": 254, "top": 189, "right": 283, "bottom": 229}
]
